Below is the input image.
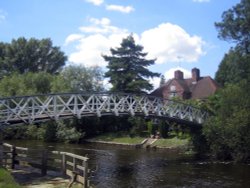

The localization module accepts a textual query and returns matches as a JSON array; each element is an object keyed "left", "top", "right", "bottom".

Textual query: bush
[{"left": 203, "top": 81, "right": 250, "bottom": 162}]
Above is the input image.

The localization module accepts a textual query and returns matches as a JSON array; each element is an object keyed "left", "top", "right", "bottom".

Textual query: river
[{"left": 6, "top": 140, "right": 250, "bottom": 188}]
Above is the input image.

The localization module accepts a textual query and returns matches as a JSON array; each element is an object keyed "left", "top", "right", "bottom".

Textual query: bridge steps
[{"left": 142, "top": 138, "right": 157, "bottom": 148}]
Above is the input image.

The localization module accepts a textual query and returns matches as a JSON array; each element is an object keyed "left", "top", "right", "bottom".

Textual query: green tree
[
  {"left": 215, "top": 48, "right": 243, "bottom": 86},
  {"left": 215, "top": 0, "right": 250, "bottom": 53},
  {"left": 52, "top": 65, "right": 104, "bottom": 93},
  {"left": 203, "top": 81, "right": 250, "bottom": 162},
  {"left": 0, "top": 72, "right": 53, "bottom": 97},
  {"left": 103, "top": 35, "right": 160, "bottom": 93},
  {"left": 0, "top": 37, "right": 66, "bottom": 78},
  {"left": 215, "top": 0, "right": 250, "bottom": 85}
]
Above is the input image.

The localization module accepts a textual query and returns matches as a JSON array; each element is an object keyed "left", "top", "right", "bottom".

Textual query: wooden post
[
  {"left": 0, "top": 131, "right": 3, "bottom": 167},
  {"left": 62, "top": 153, "right": 66, "bottom": 175},
  {"left": 11, "top": 145, "right": 16, "bottom": 169},
  {"left": 41, "top": 149, "right": 48, "bottom": 176},
  {"left": 73, "top": 157, "right": 76, "bottom": 172},
  {"left": 83, "top": 159, "right": 89, "bottom": 188}
]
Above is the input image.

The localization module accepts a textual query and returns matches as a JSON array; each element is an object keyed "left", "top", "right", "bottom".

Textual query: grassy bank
[
  {"left": 152, "top": 137, "right": 189, "bottom": 148},
  {"left": 0, "top": 168, "right": 20, "bottom": 188},
  {"left": 91, "top": 132, "right": 145, "bottom": 144},
  {"left": 90, "top": 132, "right": 190, "bottom": 148}
]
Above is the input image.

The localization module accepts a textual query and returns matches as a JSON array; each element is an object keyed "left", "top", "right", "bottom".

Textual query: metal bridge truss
[{"left": 0, "top": 93, "right": 208, "bottom": 126}]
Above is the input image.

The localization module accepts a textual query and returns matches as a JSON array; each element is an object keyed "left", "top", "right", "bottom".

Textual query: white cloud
[
  {"left": 140, "top": 23, "right": 205, "bottom": 64},
  {"left": 164, "top": 67, "right": 191, "bottom": 80},
  {"left": 66, "top": 17, "right": 129, "bottom": 67},
  {"left": 85, "top": 0, "right": 104, "bottom": 6},
  {"left": 79, "top": 17, "right": 124, "bottom": 34},
  {"left": 106, "top": 4, "right": 135, "bottom": 13},
  {"left": 0, "top": 10, "right": 6, "bottom": 23},
  {"left": 65, "top": 18, "right": 205, "bottom": 68},
  {"left": 64, "top": 34, "right": 84, "bottom": 46},
  {"left": 192, "top": 0, "right": 210, "bottom": 3},
  {"left": 149, "top": 77, "right": 161, "bottom": 91}
]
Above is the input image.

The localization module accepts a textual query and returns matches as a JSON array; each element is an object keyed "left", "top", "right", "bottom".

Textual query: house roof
[{"left": 151, "top": 76, "right": 219, "bottom": 99}]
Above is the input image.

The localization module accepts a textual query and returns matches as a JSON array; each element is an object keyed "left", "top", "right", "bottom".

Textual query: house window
[
  {"left": 169, "top": 85, "right": 177, "bottom": 98},
  {"left": 170, "top": 85, "right": 176, "bottom": 92}
]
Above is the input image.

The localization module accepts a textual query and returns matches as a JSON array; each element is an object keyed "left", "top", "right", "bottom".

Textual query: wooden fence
[{"left": 1, "top": 143, "right": 90, "bottom": 188}]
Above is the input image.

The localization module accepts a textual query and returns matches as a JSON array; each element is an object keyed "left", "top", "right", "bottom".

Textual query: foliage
[
  {"left": 0, "top": 72, "right": 53, "bottom": 97},
  {"left": 2, "top": 126, "right": 28, "bottom": 140},
  {"left": 215, "top": 0, "right": 250, "bottom": 53},
  {"left": 52, "top": 65, "right": 104, "bottom": 93},
  {"left": 215, "top": 0, "right": 250, "bottom": 85},
  {"left": 203, "top": 81, "right": 250, "bottom": 162},
  {"left": 103, "top": 35, "right": 160, "bottom": 93},
  {"left": 26, "top": 125, "right": 46, "bottom": 140},
  {"left": 56, "top": 120, "right": 82, "bottom": 143},
  {"left": 215, "top": 48, "right": 250, "bottom": 86},
  {"left": 159, "top": 120, "right": 169, "bottom": 138},
  {"left": 44, "top": 121, "right": 57, "bottom": 142},
  {"left": 0, "top": 168, "right": 21, "bottom": 188},
  {"left": 0, "top": 37, "right": 66, "bottom": 78},
  {"left": 128, "top": 117, "right": 148, "bottom": 137}
]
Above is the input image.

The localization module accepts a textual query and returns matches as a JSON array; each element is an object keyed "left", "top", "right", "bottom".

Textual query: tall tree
[
  {"left": 103, "top": 35, "right": 160, "bottom": 93},
  {"left": 0, "top": 37, "right": 67, "bottom": 78},
  {"left": 215, "top": 0, "right": 250, "bottom": 85},
  {"left": 215, "top": 0, "right": 250, "bottom": 54},
  {"left": 215, "top": 48, "right": 248, "bottom": 86}
]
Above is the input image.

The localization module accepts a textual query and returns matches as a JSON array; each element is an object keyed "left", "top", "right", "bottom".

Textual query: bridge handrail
[
  {"left": 0, "top": 92, "right": 206, "bottom": 111},
  {"left": 0, "top": 92, "right": 209, "bottom": 126}
]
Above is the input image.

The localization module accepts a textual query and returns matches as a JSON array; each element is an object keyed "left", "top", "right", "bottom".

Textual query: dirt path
[{"left": 10, "top": 166, "right": 76, "bottom": 188}]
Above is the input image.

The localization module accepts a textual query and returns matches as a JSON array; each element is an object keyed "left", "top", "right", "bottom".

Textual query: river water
[{"left": 6, "top": 140, "right": 250, "bottom": 188}]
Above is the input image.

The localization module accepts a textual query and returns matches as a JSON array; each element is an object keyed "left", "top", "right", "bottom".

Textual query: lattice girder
[{"left": 0, "top": 93, "right": 208, "bottom": 126}]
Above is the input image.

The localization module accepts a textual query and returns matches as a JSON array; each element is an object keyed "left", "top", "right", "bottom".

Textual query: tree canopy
[
  {"left": 215, "top": 0, "right": 250, "bottom": 85},
  {"left": 201, "top": 0, "right": 250, "bottom": 162},
  {"left": 103, "top": 35, "right": 160, "bottom": 93},
  {"left": 215, "top": 0, "right": 250, "bottom": 54},
  {"left": 0, "top": 37, "right": 67, "bottom": 78},
  {"left": 203, "top": 81, "right": 250, "bottom": 161},
  {"left": 52, "top": 65, "right": 104, "bottom": 93}
]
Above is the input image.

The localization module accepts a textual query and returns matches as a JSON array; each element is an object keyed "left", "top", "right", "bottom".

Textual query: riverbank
[{"left": 86, "top": 133, "right": 190, "bottom": 150}]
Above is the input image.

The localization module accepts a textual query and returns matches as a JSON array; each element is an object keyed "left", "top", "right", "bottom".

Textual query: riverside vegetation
[{"left": 0, "top": 168, "right": 20, "bottom": 188}]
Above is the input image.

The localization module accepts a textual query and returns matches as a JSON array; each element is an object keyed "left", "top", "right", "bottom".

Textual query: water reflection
[{"left": 6, "top": 140, "right": 250, "bottom": 188}]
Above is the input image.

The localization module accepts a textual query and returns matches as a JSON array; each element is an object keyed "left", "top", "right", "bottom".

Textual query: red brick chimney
[
  {"left": 174, "top": 70, "right": 184, "bottom": 80},
  {"left": 192, "top": 68, "right": 200, "bottom": 82}
]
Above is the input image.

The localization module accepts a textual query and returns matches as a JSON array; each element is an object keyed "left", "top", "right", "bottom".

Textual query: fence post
[
  {"left": 0, "top": 131, "right": 3, "bottom": 167},
  {"left": 83, "top": 159, "right": 89, "bottom": 188},
  {"left": 41, "top": 149, "right": 48, "bottom": 176},
  {"left": 62, "top": 152, "right": 66, "bottom": 175},
  {"left": 11, "top": 145, "right": 16, "bottom": 169}
]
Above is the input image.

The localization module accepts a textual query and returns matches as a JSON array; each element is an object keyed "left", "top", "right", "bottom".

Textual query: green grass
[
  {"left": 92, "top": 133, "right": 145, "bottom": 144},
  {"left": 0, "top": 168, "right": 21, "bottom": 188},
  {"left": 152, "top": 137, "right": 189, "bottom": 148}
]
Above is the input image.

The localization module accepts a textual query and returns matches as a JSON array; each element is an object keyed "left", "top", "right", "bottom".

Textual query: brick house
[{"left": 151, "top": 68, "right": 219, "bottom": 100}]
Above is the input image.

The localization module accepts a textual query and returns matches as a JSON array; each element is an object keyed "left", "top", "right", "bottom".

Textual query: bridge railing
[
  {"left": 1, "top": 142, "right": 90, "bottom": 187},
  {"left": 0, "top": 93, "right": 209, "bottom": 126}
]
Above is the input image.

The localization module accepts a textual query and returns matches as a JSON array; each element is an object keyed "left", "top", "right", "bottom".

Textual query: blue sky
[{"left": 0, "top": 0, "right": 240, "bottom": 88}]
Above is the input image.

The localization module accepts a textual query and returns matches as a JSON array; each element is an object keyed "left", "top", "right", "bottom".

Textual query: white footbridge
[{"left": 0, "top": 93, "right": 208, "bottom": 126}]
